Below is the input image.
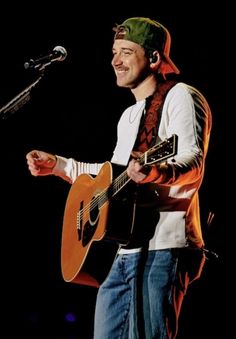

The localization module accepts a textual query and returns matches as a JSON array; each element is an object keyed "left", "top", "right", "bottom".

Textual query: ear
[{"left": 150, "top": 51, "right": 161, "bottom": 71}]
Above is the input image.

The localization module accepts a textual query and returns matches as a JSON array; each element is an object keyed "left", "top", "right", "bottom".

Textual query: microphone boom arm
[{"left": 0, "top": 75, "right": 43, "bottom": 120}]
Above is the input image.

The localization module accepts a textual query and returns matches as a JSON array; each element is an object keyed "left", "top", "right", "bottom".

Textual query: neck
[{"left": 131, "top": 74, "right": 158, "bottom": 101}]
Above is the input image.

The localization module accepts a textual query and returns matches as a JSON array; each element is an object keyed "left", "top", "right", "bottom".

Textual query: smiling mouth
[{"left": 115, "top": 68, "right": 129, "bottom": 76}]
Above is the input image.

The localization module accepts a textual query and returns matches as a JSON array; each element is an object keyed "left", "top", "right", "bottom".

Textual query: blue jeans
[{"left": 93, "top": 248, "right": 205, "bottom": 339}]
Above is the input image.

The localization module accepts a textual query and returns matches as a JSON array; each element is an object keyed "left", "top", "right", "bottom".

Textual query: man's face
[{"left": 111, "top": 39, "right": 151, "bottom": 89}]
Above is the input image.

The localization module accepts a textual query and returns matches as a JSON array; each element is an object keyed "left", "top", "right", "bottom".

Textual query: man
[{"left": 26, "top": 17, "right": 212, "bottom": 339}]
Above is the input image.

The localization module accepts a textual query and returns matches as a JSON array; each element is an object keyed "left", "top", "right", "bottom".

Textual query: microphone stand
[
  {"left": 0, "top": 73, "right": 44, "bottom": 120},
  {"left": 0, "top": 47, "right": 67, "bottom": 120}
]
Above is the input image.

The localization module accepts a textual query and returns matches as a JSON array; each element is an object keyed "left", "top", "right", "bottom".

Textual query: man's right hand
[{"left": 26, "top": 150, "right": 57, "bottom": 176}]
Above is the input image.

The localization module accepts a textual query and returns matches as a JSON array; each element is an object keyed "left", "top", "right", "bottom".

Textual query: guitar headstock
[{"left": 141, "top": 134, "right": 178, "bottom": 166}]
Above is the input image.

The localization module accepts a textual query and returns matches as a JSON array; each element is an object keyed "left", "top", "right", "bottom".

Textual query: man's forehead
[{"left": 112, "top": 39, "right": 144, "bottom": 51}]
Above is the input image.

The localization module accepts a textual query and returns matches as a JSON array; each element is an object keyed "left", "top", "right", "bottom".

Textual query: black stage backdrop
[{"left": 0, "top": 2, "right": 232, "bottom": 338}]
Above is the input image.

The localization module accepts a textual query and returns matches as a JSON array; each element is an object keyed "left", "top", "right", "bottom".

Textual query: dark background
[{"left": 0, "top": 2, "right": 232, "bottom": 338}]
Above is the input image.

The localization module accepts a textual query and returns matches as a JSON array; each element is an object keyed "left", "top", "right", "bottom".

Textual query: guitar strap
[{"left": 133, "top": 80, "right": 177, "bottom": 153}]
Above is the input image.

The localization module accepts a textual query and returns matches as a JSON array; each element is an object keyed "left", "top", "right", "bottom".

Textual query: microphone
[{"left": 24, "top": 46, "right": 67, "bottom": 70}]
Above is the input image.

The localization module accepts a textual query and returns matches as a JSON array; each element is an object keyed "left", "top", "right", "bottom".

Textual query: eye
[
  {"left": 121, "top": 49, "right": 133, "bottom": 56},
  {"left": 123, "top": 51, "right": 132, "bottom": 55}
]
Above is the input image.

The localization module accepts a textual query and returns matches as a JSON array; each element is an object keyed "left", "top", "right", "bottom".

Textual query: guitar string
[
  {"left": 78, "top": 146, "right": 149, "bottom": 217},
  {"left": 78, "top": 138, "right": 172, "bottom": 218},
  {"left": 80, "top": 170, "right": 129, "bottom": 217}
]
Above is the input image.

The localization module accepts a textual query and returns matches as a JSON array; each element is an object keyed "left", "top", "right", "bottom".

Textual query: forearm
[
  {"left": 140, "top": 153, "right": 203, "bottom": 185},
  {"left": 52, "top": 156, "right": 104, "bottom": 183}
]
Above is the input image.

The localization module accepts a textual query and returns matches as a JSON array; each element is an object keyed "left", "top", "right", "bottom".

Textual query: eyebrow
[{"left": 112, "top": 47, "right": 136, "bottom": 53}]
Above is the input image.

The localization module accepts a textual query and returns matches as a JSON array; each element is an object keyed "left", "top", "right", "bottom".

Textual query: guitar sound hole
[
  {"left": 89, "top": 197, "right": 99, "bottom": 224},
  {"left": 82, "top": 197, "right": 99, "bottom": 247}
]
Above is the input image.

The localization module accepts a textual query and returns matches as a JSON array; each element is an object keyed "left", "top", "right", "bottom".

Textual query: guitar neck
[
  {"left": 111, "top": 170, "right": 131, "bottom": 197},
  {"left": 108, "top": 148, "right": 149, "bottom": 199},
  {"left": 98, "top": 169, "right": 131, "bottom": 209},
  {"left": 99, "top": 134, "right": 177, "bottom": 209}
]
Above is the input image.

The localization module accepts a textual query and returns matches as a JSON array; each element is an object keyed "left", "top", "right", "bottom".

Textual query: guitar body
[{"left": 61, "top": 162, "right": 136, "bottom": 287}]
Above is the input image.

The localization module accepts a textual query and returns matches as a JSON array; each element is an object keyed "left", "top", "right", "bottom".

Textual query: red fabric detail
[{"left": 134, "top": 80, "right": 176, "bottom": 153}]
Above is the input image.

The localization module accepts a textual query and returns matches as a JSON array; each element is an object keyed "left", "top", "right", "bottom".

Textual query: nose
[{"left": 112, "top": 54, "right": 122, "bottom": 67}]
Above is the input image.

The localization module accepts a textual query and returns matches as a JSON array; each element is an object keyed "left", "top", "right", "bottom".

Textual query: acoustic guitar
[{"left": 61, "top": 134, "right": 178, "bottom": 287}]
